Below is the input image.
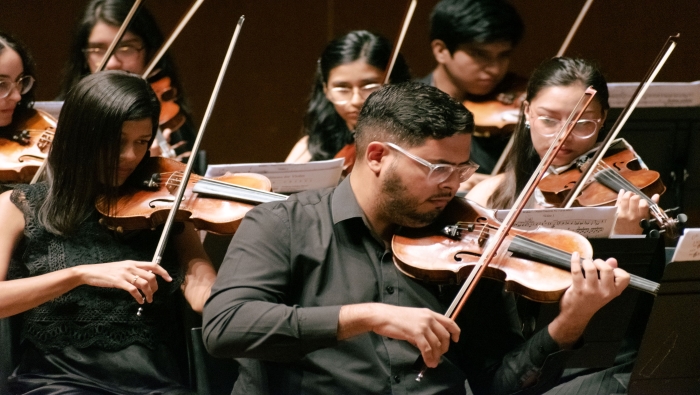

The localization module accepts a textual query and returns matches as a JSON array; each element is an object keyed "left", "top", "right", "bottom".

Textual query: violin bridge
[{"left": 477, "top": 227, "right": 490, "bottom": 247}]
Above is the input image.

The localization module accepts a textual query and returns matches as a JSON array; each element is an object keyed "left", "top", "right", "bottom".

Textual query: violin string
[{"left": 451, "top": 225, "right": 661, "bottom": 289}]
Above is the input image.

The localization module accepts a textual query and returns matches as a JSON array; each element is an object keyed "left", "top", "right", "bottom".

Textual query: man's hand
[
  {"left": 548, "top": 252, "right": 630, "bottom": 348},
  {"left": 338, "top": 303, "right": 460, "bottom": 368}
]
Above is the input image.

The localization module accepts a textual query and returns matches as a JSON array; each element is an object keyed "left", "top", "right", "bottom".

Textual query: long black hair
[
  {"left": 39, "top": 71, "right": 159, "bottom": 236},
  {"left": 0, "top": 31, "right": 36, "bottom": 132},
  {"left": 304, "top": 30, "right": 412, "bottom": 161},
  {"left": 488, "top": 57, "right": 610, "bottom": 209}
]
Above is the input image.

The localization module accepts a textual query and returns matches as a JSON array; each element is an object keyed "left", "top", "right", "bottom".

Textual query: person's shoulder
[
  {"left": 465, "top": 173, "right": 505, "bottom": 207},
  {"left": 250, "top": 186, "right": 335, "bottom": 219}
]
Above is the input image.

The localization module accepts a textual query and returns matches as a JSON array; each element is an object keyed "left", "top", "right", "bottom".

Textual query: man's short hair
[
  {"left": 354, "top": 82, "right": 473, "bottom": 153},
  {"left": 430, "top": 0, "right": 525, "bottom": 53}
]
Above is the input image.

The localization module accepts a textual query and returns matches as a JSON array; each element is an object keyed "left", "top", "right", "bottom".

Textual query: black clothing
[
  {"left": 203, "top": 178, "right": 570, "bottom": 395},
  {"left": 418, "top": 73, "right": 526, "bottom": 174},
  {"left": 6, "top": 183, "right": 192, "bottom": 394}
]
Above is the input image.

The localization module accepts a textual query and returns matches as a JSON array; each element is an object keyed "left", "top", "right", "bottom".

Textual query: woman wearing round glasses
[
  {"left": 285, "top": 30, "right": 412, "bottom": 163},
  {"left": 0, "top": 32, "right": 36, "bottom": 131},
  {"left": 59, "top": 0, "right": 196, "bottom": 161},
  {"left": 467, "top": 57, "right": 658, "bottom": 235}
]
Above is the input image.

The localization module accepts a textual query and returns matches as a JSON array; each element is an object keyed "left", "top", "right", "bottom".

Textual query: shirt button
[
  {"left": 385, "top": 286, "right": 395, "bottom": 294},
  {"left": 393, "top": 375, "right": 401, "bottom": 383}
]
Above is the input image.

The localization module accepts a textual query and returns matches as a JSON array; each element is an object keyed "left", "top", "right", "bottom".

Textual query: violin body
[
  {"left": 392, "top": 198, "right": 592, "bottom": 303},
  {"left": 462, "top": 74, "right": 527, "bottom": 138},
  {"left": 0, "top": 109, "right": 56, "bottom": 183},
  {"left": 538, "top": 148, "right": 666, "bottom": 207},
  {"left": 97, "top": 157, "right": 272, "bottom": 234}
]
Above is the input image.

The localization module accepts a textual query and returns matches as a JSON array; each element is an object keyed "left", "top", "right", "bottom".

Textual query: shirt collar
[{"left": 331, "top": 177, "right": 366, "bottom": 225}]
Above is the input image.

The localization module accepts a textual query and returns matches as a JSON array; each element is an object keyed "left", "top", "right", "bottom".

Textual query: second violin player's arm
[
  {"left": 285, "top": 135, "right": 312, "bottom": 163},
  {"left": 0, "top": 191, "right": 170, "bottom": 318},
  {"left": 174, "top": 222, "right": 217, "bottom": 313}
]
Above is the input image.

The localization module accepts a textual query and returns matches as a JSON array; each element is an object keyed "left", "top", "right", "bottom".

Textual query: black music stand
[
  {"left": 627, "top": 259, "right": 700, "bottom": 394},
  {"left": 534, "top": 236, "right": 666, "bottom": 368}
]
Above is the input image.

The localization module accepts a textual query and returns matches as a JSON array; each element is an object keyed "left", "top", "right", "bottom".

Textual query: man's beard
[{"left": 377, "top": 164, "right": 452, "bottom": 228}]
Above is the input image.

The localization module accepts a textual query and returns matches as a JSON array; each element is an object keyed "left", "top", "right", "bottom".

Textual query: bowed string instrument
[
  {"left": 538, "top": 34, "right": 686, "bottom": 238},
  {"left": 0, "top": 33, "right": 56, "bottom": 184},
  {"left": 333, "top": 0, "right": 418, "bottom": 175}
]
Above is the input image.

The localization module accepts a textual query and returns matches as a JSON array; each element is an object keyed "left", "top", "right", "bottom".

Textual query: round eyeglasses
[
  {"left": 82, "top": 43, "right": 145, "bottom": 66},
  {"left": 0, "top": 75, "right": 35, "bottom": 99},
  {"left": 327, "top": 83, "right": 382, "bottom": 105},
  {"left": 386, "top": 142, "right": 479, "bottom": 184},
  {"left": 533, "top": 115, "right": 602, "bottom": 139}
]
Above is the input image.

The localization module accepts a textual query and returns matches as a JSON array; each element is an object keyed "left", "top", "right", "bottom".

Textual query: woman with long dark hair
[
  {"left": 60, "top": 0, "right": 196, "bottom": 160},
  {"left": 467, "top": 57, "right": 658, "bottom": 234},
  {"left": 285, "top": 30, "right": 412, "bottom": 162},
  {"left": 0, "top": 71, "right": 215, "bottom": 393}
]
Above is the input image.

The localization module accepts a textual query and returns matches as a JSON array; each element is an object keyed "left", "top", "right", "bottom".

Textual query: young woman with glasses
[
  {"left": 0, "top": 32, "right": 36, "bottom": 131},
  {"left": 59, "top": 0, "right": 196, "bottom": 161},
  {"left": 285, "top": 30, "right": 412, "bottom": 163},
  {"left": 466, "top": 57, "right": 659, "bottom": 235}
]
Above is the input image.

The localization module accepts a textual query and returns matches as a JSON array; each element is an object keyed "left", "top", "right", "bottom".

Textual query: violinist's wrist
[
  {"left": 338, "top": 303, "right": 379, "bottom": 341},
  {"left": 547, "top": 311, "right": 590, "bottom": 349}
]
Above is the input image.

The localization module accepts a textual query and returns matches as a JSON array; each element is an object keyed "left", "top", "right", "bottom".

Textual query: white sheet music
[
  {"left": 494, "top": 206, "right": 617, "bottom": 238},
  {"left": 608, "top": 81, "right": 700, "bottom": 108},
  {"left": 671, "top": 228, "right": 700, "bottom": 262},
  {"left": 205, "top": 158, "right": 344, "bottom": 193}
]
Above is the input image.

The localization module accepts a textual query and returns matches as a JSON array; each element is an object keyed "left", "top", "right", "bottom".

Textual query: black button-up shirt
[{"left": 203, "top": 178, "right": 563, "bottom": 394}]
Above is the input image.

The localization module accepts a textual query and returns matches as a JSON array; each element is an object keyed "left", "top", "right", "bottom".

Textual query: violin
[
  {"left": 0, "top": 108, "right": 56, "bottom": 183},
  {"left": 97, "top": 156, "right": 284, "bottom": 235},
  {"left": 538, "top": 146, "right": 665, "bottom": 207},
  {"left": 147, "top": 70, "right": 189, "bottom": 159},
  {"left": 333, "top": 142, "right": 356, "bottom": 176},
  {"left": 392, "top": 198, "right": 659, "bottom": 303},
  {"left": 462, "top": 75, "right": 527, "bottom": 139}
]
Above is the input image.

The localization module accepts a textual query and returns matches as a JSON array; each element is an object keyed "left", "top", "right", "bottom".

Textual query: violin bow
[
  {"left": 138, "top": 15, "right": 246, "bottom": 316},
  {"left": 95, "top": 0, "right": 144, "bottom": 72},
  {"left": 141, "top": 0, "right": 205, "bottom": 78},
  {"left": 562, "top": 34, "right": 679, "bottom": 209},
  {"left": 416, "top": 87, "right": 598, "bottom": 381},
  {"left": 139, "top": 0, "right": 206, "bottom": 159},
  {"left": 556, "top": 0, "right": 595, "bottom": 57},
  {"left": 490, "top": 0, "right": 595, "bottom": 176},
  {"left": 382, "top": 0, "right": 417, "bottom": 84}
]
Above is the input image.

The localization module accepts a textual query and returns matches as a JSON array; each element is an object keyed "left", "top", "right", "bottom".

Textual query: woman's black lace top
[{"left": 8, "top": 183, "right": 183, "bottom": 352}]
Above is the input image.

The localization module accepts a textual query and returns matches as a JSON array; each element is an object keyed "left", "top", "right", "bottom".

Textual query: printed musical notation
[
  {"left": 608, "top": 81, "right": 700, "bottom": 108},
  {"left": 205, "top": 158, "right": 344, "bottom": 193},
  {"left": 494, "top": 207, "right": 617, "bottom": 238},
  {"left": 671, "top": 228, "right": 700, "bottom": 262}
]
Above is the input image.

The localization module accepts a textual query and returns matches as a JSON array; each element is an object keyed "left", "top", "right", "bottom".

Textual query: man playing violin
[
  {"left": 203, "top": 82, "right": 630, "bottom": 394},
  {"left": 420, "top": 0, "right": 526, "bottom": 188}
]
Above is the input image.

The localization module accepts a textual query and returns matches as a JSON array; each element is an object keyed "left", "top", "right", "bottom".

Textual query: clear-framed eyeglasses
[
  {"left": 0, "top": 75, "right": 35, "bottom": 99},
  {"left": 327, "top": 83, "right": 382, "bottom": 105},
  {"left": 82, "top": 43, "right": 145, "bottom": 66},
  {"left": 386, "top": 142, "right": 479, "bottom": 184},
  {"left": 533, "top": 115, "right": 603, "bottom": 139}
]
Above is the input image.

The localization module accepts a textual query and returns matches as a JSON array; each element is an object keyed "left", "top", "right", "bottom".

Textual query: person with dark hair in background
[
  {"left": 285, "top": 30, "right": 412, "bottom": 163},
  {"left": 0, "top": 31, "right": 36, "bottom": 132},
  {"left": 204, "top": 82, "right": 630, "bottom": 394},
  {"left": 60, "top": 0, "right": 197, "bottom": 162},
  {"left": 467, "top": 57, "right": 658, "bottom": 236},
  {"left": 0, "top": 71, "right": 215, "bottom": 394},
  {"left": 421, "top": 0, "right": 526, "bottom": 188}
]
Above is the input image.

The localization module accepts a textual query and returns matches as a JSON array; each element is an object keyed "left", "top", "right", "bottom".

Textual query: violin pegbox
[{"left": 37, "top": 128, "right": 55, "bottom": 152}]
